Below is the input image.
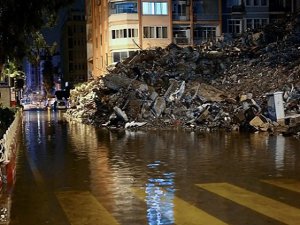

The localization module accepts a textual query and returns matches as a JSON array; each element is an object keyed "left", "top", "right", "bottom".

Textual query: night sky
[{"left": 42, "top": 0, "right": 85, "bottom": 45}]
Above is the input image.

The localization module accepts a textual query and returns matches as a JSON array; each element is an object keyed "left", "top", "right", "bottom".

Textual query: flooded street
[{"left": 8, "top": 111, "right": 300, "bottom": 225}]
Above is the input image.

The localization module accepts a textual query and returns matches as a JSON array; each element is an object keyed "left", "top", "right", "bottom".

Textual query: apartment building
[
  {"left": 61, "top": 9, "right": 88, "bottom": 85},
  {"left": 87, "top": 0, "right": 222, "bottom": 77},
  {"left": 222, "top": 0, "right": 300, "bottom": 36},
  {"left": 222, "top": 0, "right": 269, "bottom": 35}
]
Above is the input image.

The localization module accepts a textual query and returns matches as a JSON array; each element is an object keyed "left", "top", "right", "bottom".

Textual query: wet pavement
[{"left": 6, "top": 110, "right": 300, "bottom": 225}]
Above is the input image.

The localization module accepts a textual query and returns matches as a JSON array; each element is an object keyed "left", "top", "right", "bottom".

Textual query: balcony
[
  {"left": 173, "top": 37, "right": 190, "bottom": 45},
  {"left": 108, "top": 13, "right": 138, "bottom": 23}
]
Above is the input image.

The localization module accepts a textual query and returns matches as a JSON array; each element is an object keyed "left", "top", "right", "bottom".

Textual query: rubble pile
[{"left": 66, "top": 17, "right": 300, "bottom": 134}]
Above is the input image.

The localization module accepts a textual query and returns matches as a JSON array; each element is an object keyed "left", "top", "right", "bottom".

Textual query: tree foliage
[
  {"left": 0, "top": 0, "right": 74, "bottom": 65},
  {"left": 0, "top": 59, "right": 24, "bottom": 82}
]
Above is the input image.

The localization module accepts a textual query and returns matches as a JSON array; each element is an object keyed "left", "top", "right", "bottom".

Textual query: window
[
  {"left": 110, "top": 2, "right": 137, "bottom": 14},
  {"left": 254, "top": 19, "right": 260, "bottom": 28},
  {"left": 156, "top": 27, "right": 168, "bottom": 38},
  {"left": 227, "top": 0, "right": 241, "bottom": 7},
  {"left": 142, "top": 2, "right": 168, "bottom": 15},
  {"left": 68, "top": 26, "right": 73, "bottom": 36},
  {"left": 112, "top": 51, "right": 134, "bottom": 63},
  {"left": 261, "top": 0, "right": 267, "bottom": 6},
  {"left": 194, "top": 26, "right": 216, "bottom": 41},
  {"left": 245, "top": 18, "right": 269, "bottom": 30},
  {"left": 112, "top": 28, "right": 138, "bottom": 39},
  {"left": 68, "top": 38, "right": 73, "bottom": 48},
  {"left": 245, "top": 0, "right": 268, "bottom": 6},
  {"left": 261, "top": 18, "right": 268, "bottom": 26},
  {"left": 228, "top": 19, "right": 242, "bottom": 34},
  {"left": 69, "top": 51, "right": 73, "bottom": 61},
  {"left": 143, "top": 26, "right": 168, "bottom": 38},
  {"left": 69, "top": 63, "right": 73, "bottom": 72}
]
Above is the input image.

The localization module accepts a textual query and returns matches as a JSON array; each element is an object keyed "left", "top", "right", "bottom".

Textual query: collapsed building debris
[{"left": 65, "top": 16, "right": 300, "bottom": 135}]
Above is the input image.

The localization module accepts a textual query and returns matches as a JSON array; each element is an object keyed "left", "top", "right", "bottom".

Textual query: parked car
[{"left": 55, "top": 99, "right": 68, "bottom": 110}]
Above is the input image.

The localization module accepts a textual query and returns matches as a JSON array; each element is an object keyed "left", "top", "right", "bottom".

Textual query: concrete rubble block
[
  {"left": 150, "top": 91, "right": 158, "bottom": 101},
  {"left": 138, "top": 84, "right": 148, "bottom": 93},
  {"left": 113, "top": 106, "right": 129, "bottom": 122},
  {"left": 196, "top": 108, "right": 210, "bottom": 123},
  {"left": 196, "top": 83, "right": 226, "bottom": 102},
  {"left": 234, "top": 110, "right": 246, "bottom": 123},
  {"left": 125, "top": 121, "right": 147, "bottom": 129},
  {"left": 127, "top": 99, "right": 143, "bottom": 119},
  {"left": 152, "top": 97, "right": 166, "bottom": 117},
  {"left": 168, "top": 81, "right": 185, "bottom": 102},
  {"left": 249, "top": 115, "right": 270, "bottom": 131}
]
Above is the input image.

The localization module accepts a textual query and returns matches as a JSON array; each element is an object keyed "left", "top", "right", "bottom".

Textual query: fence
[{"left": 0, "top": 111, "right": 21, "bottom": 164}]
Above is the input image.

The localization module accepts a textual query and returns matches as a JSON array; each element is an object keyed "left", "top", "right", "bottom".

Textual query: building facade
[
  {"left": 88, "top": 0, "right": 300, "bottom": 78},
  {"left": 222, "top": 0, "right": 300, "bottom": 36},
  {"left": 61, "top": 9, "right": 88, "bottom": 85},
  {"left": 87, "top": 0, "right": 222, "bottom": 77}
]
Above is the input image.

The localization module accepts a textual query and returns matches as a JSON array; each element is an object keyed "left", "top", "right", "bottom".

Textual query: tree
[
  {"left": 27, "top": 32, "right": 58, "bottom": 94},
  {"left": 0, "top": 59, "right": 25, "bottom": 83},
  {"left": 0, "top": 0, "right": 74, "bottom": 69},
  {"left": 42, "top": 44, "right": 58, "bottom": 97},
  {"left": 27, "top": 32, "right": 48, "bottom": 92}
]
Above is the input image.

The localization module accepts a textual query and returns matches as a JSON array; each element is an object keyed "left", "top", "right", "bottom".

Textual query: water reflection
[
  {"left": 146, "top": 161, "right": 175, "bottom": 225},
  {"left": 9, "top": 111, "right": 300, "bottom": 225}
]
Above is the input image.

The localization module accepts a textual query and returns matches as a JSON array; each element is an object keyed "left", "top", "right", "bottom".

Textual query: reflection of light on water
[
  {"left": 275, "top": 136, "right": 285, "bottom": 171},
  {"left": 145, "top": 161, "right": 175, "bottom": 225},
  {"left": 37, "top": 111, "right": 42, "bottom": 144}
]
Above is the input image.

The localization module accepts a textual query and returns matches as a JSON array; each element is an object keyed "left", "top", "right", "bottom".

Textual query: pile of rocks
[{"left": 65, "top": 16, "right": 300, "bottom": 134}]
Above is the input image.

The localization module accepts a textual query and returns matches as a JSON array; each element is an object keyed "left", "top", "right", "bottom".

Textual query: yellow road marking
[
  {"left": 262, "top": 179, "right": 300, "bottom": 193},
  {"left": 132, "top": 187, "right": 228, "bottom": 225},
  {"left": 196, "top": 183, "right": 300, "bottom": 225},
  {"left": 56, "top": 191, "right": 119, "bottom": 225}
]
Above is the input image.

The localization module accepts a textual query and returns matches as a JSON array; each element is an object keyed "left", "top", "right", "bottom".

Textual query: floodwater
[{"left": 7, "top": 110, "right": 300, "bottom": 225}]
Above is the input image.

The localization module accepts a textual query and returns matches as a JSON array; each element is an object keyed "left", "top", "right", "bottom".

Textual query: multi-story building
[
  {"left": 222, "top": 0, "right": 269, "bottom": 36},
  {"left": 88, "top": 0, "right": 300, "bottom": 77},
  {"left": 222, "top": 0, "right": 300, "bottom": 36},
  {"left": 61, "top": 9, "right": 88, "bottom": 85},
  {"left": 269, "top": 0, "right": 299, "bottom": 22},
  {"left": 87, "top": 0, "right": 222, "bottom": 77}
]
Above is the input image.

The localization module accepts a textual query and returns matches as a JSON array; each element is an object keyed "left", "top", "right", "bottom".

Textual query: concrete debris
[
  {"left": 65, "top": 15, "right": 300, "bottom": 135},
  {"left": 125, "top": 121, "right": 147, "bottom": 129}
]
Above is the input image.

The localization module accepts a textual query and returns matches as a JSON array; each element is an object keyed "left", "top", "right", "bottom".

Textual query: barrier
[
  {"left": 0, "top": 110, "right": 21, "bottom": 184},
  {"left": 0, "top": 110, "right": 21, "bottom": 224},
  {"left": 0, "top": 111, "right": 21, "bottom": 163}
]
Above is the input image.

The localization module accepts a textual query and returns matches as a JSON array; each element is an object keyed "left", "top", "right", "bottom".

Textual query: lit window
[{"left": 142, "top": 2, "right": 168, "bottom": 15}]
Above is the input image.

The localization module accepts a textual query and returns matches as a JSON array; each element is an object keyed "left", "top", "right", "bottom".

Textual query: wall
[{"left": 0, "top": 87, "right": 11, "bottom": 108}]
